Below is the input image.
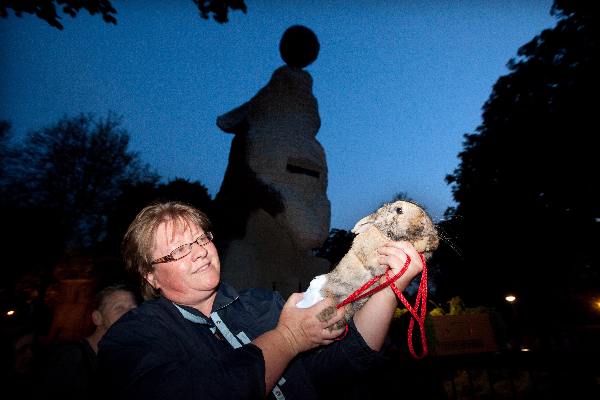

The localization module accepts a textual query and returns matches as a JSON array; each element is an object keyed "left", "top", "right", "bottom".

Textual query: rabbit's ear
[{"left": 351, "top": 214, "right": 375, "bottom": 234}]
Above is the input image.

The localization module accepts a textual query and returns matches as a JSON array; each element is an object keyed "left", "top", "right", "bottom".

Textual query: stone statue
[{"left": 214, "top": 25, "right": 331, "bottom": 298}]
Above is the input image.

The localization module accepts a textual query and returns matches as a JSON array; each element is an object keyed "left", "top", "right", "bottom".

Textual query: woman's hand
[
  {"left": 253, "top": 294, "right": 345, "bottom": 393},
  {"left": 275, "top": 294, "right": 346, "bottom": 356},
  {"left": 377, "top": 241, "right": 423, "bottom": 292},
  {"left": 352, "top": 241, "right": 424, "bottom": 351}
]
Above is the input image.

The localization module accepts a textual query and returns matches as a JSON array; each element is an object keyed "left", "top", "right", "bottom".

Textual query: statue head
[{"left": 279, "top": 25, "right": 320, "bottom": 69}]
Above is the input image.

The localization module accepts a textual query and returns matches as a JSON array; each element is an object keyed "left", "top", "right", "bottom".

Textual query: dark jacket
[
  {"left": 40, "top": 339, "right": 98, "bottom": 400},
  {"left": 98, "top": 282, "right": 383, "bottom": 399}
]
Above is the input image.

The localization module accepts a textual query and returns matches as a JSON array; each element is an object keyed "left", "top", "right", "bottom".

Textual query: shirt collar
[{"left": 171, "top": 282, "right": 240, "bottom": 324}]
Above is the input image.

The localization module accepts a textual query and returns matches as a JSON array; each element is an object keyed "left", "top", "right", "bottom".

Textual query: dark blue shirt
[{"left": 98, "top": 282, "right": 383, "bottom": 399}]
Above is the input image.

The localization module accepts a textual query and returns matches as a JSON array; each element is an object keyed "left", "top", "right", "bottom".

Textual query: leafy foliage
[
  {"left": 0, "top": 0, "right": 117, "bottom": 30},
  {"left": 0, "top": 114, "right": 221, "bottom": 311},
  {"left": 0, "top": 0, "right": 247, "bottom": 29},
  {"left": 102, "top": 178, "right": 213, "bottom": 256},
  {"left": 2, "top": 113, "right": 158, "bottom": 250},
  {"left": 0, "top": 121, "right": 11, "bottom": 184},
  {"left": 443, "top": 1, "right": 598, "bottom": 324},
  {"left": 192, "top": 0, "right": 247, "bottom": 24},
  {"left": 315, "top": 228, "right": 355, "bottom": 269}
]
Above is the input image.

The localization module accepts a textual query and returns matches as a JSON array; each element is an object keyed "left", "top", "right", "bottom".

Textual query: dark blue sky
[{"left": 0, "top": 1, "right": 556, "bottom": 229}]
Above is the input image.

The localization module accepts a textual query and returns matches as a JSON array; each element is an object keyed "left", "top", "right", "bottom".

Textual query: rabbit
[{"left": 296, "top": 200, "right": 439, "bottom": 328}]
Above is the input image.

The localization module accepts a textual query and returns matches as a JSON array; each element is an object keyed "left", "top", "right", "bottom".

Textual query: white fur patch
[{"left": 296, "top": 274, "right": 326, "bottom": 308}]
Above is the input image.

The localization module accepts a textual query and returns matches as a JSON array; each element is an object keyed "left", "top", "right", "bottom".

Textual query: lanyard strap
[{"left": 211, "top": 311, "right": 286, "bottom": 400}]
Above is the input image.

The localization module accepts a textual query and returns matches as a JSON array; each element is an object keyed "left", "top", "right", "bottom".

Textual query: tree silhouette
[
  {"left": 0, "top": 121, "right": 11, "bottom": 185},
  {"left": 315, "top": 229, "right": 354, "bottom": 269},
  {"left": 0, "top": 0, "right": 247, "bottom": 29},
  {"left": 192, "top": 0, "right": 247, "bottom": 23},
  {"left": 0, "top": 0, "right": 117, "bottom": 30},
  {"left": 154, "top": 178, "right": 213, "bottom": 212},
  {"left": 0, "top": 114, "right": 162, "bottom": 321},
  {"left": 3, "top": 113, "right": 158, "bottom": 250},
  {"left": 102, "top": 177, "right": 214, "bottom": 258},
  {"left": 444, "top": 1, "right": 598, "bottom": 325}
]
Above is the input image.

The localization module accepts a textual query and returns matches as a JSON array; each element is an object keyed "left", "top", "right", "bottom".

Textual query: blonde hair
[{"left": 122, "top": 201, "right": 212, "bottom": 300}]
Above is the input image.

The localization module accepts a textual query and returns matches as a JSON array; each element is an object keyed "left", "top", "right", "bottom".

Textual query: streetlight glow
[
  {"left": 593, "top": 298, "right": 600, "bottom": 312},
  {"left": 6, "top": 310, "right": 15, "bottom": 316},
  {"left": 505, "top": 295, "right": 516, "bottom": 303}
]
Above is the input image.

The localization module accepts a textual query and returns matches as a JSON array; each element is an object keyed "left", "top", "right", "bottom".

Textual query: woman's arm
[
  {"left": 252, "top": 293, "right": 346, "bottom": 394},
  {"left": 353, "top": 241, "right": 423, "bottom": 351}
]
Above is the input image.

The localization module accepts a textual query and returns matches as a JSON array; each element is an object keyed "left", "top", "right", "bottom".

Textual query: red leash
[{"left": 335, "top": 253, "right": 428, "bottom": 359}]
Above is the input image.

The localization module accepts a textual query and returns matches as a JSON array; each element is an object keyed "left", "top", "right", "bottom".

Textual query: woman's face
[{"left": 145, "top": 219, "right": 221, "bottom": 309}]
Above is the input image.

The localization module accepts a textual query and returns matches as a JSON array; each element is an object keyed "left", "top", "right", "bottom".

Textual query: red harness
[{"left": 336, "top": 253, "right": 428, "bottom": 359}]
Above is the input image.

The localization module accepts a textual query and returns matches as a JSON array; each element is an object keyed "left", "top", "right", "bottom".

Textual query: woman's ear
[{"left": 145, "top": 272, "right": 159, "bottom": 289}]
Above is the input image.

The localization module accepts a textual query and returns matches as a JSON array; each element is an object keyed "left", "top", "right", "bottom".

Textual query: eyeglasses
[{"left": 151, "top": 232, "right": 214, "bottom": 265}]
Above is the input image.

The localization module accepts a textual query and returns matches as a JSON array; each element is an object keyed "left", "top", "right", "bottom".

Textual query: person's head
[
  {"left": 122, "top": 201, "right": 220, "bottom": 305},
  {"left": 91, "top": 285, "right": 137, "bottom": 334}
]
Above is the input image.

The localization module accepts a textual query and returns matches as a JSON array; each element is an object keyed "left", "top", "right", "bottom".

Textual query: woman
[{"left": 98, "top": 201, "right": 423, "bottom": 399}]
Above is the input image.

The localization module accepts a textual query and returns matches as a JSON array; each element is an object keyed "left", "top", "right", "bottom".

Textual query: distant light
[
  {"left": 593, "top": 298, "right": 600, "bottom": 312},
  {"left": 520, "top": 347, "right": 530, "bottom": 352},
  {"left": 6, "top": 310, "right": 15, "bottom": 316},
  {"left": 505, "top": 295, "right": 516, "bottom": 303}
]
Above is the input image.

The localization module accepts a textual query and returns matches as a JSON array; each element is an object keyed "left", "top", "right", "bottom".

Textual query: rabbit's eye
[{"left": 395, "top": 207, "right": 403, "bottom": 215}]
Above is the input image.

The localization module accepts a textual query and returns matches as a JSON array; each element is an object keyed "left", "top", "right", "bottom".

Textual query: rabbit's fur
[{"left": 297, "top": 200, "right": 439, "bottom": 327}]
